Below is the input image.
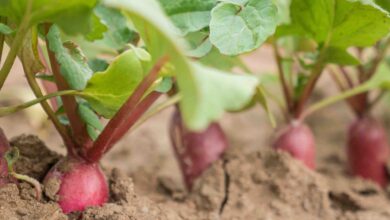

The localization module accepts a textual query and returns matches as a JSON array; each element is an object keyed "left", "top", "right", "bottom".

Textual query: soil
[{"left": 1, "top": 128, "right": 390, "bottom": 220}]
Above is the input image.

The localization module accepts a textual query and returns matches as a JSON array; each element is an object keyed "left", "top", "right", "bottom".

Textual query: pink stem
[
  {"left": 85, "top": 56, "right": 168, "bottom": 162},
  {"left": 45, "top": 24, "right": 92, "bottom": 151}
]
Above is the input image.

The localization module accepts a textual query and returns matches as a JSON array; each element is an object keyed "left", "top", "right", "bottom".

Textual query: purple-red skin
[
  {"left": 347, "top": 116, "right": 389, "bottom": 187},
  {"left": 44, "top": 157, "right": 108, "bottom": 213},
  {"left": 0, "top": 158, "right": 9, "bottom": 186},
  {"left": 0, "top": 128, "right": 13, "bottom": 186},
  {"left": 273, "top": 121, "right": 316, "bottom": 169},
  {"left": 170, "top": 109, "right": 228, "bottom": 190}
]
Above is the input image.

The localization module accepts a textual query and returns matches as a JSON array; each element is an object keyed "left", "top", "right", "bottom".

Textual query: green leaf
[
  {"left": 0, "top": 0, "right": 98, "bottom": 35},
  {"left": 185, "top": 31, "right": 213, "bottom": 58},
  {"left": 375, "top": 0, "right": 390, "bottom": 12},
  {"left": 78, "top": 102, "right": 103, "bottom": 140},
  {"left": 200, "top": 47, "right": 247, "bottom": 71},
  {"left": 86, "top": 125, "right": 99, "bottom": 140},
  {"left": 366, "top": 62, "right": 390, "bottom": 89},
  {"left": 106, "top": 0, "right": 259, "bottom": 130},
  {"left": 129, "top": 45, "right": 152, "bottom": 61},
  {"left": 47, "top": 26, "right": 93, "bottom": 90},
  {"left": 66, "top": 5, "right": 138, "bottom": 58},
  {"left": 330, "top": 0, "right": 390, "bottom": 48},
  {"left": 81, "top": 49, "right": 144, "bottom": 118},
  {"left": 4, "top": 147, "right": 19, "bottom": 168},
  {"left": 275, "top": 24, "right": 305, "bottom": 38},
  {"left": 159, "top": 0, "right": 216, "bottom": 15},
  {"left": 88, "top": 58, "right": 109, "bottom": 72},
  {"left": 294, "top": 74, "right": 309, "bottom": 100},
  {"left": 94, "top": 5, "right": 138, "bottom": 49},
  {"left": 273, "top": 0, "right": 291, "bottom": 24},
  {"left": 0, "top": 23, "right": 13, "bottom": 35},
  {"left": 190, "top": 63, "right": 259, "bottom": 127},
  {"left": 55, "top": 105, "right": 65, "bottom": 116},
  {"left": 85, "top": 13, "right": 108, "bottom": 41},
  {"left": 209, "top": 0, "right": 278, "bottom": 55},
  {"left": 288, "top": 0, "right": 334, "bottom": 43},
  {"left": 78, "top": 103, "right": 103, "bottom": 131},
  {"left": 288, "top": 0, "right": 390, "bottom": 48},
  {"left": 155, "top": 77, "right": 173, "bottom": 93},
  {"left": 187, "top": 38, "right": 212, "bottom": 58},
  {"left": 170, "top": 12, "right": 211, "bottom": 35},
  {"left": 219, "top": 0, "right": 248, "bottom": 5},
  {"left": 324, "top": 47, "right": 360, "bottom": 66},
  {"left": 159, "top": 0, "right": 217, "bottom": 35}
]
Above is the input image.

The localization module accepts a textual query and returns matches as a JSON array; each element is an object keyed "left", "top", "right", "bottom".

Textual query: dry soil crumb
[
  {"left": 10, "top": 134, "right": 61, "bottom": 181},
  {"left": 0, "top": 183, "right": 66, "bottom": 220}
]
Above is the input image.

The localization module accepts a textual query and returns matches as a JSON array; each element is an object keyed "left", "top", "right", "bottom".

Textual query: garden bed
[{"left": 2, "top": 106, "right": 390, "bottom": 220}]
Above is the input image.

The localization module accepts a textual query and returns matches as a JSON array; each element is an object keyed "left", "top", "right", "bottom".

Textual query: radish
[
  {"left": 170, "top": 108, "right": 228, "bottom": 190},
  {"left": 273, "top": 121, "right": 316, "bottom": 169},
  {"left": 324, "top": 25, "right": 390, "bottom": 187},
  {"left": 44, "top": 157, "right": 108, "bottom": 213},
  {"left": 347, "top": 116, "right": 389, "bottom": 187},
  {"left": 0, "top": 128, "right": 13, "bottom": 186},
  {"left": 39, "top": 37, "right": 168, "bottom": 213},
  {"left": 266, "top": 0, "right": 390, "bottom": 172},
  {"left": 0, "top": 158, "right": 9, "bottom": 186}
]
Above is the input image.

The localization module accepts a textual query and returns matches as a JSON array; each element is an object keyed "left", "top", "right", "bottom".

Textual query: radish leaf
[
  {"left": 47, "top": 26, "right": 93, "bottom": 90},
  {"left": 0, "top": 23, "right": 13, "bottom": 35},
  {"left": 94, "top": 5, "right": 138, "bottom": 49},
  {"left": 80, "top": 49, "right": 144, "bottom": 118},
  {"left": 324, "top": 47, "right": 360, "bottom": 66},
  {"left": 375, "top": 0, "right": 390, "bottom": 12},
  {"left": 366, "top": 63, "right": 390, "bottom": 90},
  {"left": 158, "top": 0, "right": 216, "bottom": 35},
  {"left": 200, "top": 48, "right": 248, "bottom": 71},
  {"left": 288, "top": 0, "right": 390, "bottom": 48},
  {"left": 187, "top": 38, "right": 212, "bottom": 58},
  {"left": 78, "top": 103, "right": 103, "bottom": 140},
  {"left": 0, "top": 0, "right": 97, "bottom": 35},
  {"left": 85, "top": 13, "right": 108, "bottom": 41},
  {"left": 105, "top": 0, "right": 259, "bottom": 130},
  {"left": 219, "top": 0, "right": 248, "bottom": 6},
  {"left": 209, "top": 0, "right": 278, "bottom": 55}
]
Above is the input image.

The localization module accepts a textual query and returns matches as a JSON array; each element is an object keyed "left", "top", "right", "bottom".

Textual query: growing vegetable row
[{"left": 0, "top": 0, "right": 390, "bottom": 214}]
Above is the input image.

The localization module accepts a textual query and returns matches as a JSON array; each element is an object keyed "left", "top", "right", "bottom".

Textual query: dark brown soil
[{"left": 2, "top": 134, "right": 390, "bottom": 220}]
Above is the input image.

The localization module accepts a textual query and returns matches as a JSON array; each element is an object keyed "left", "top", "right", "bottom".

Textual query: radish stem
[
  {"left": 86, "top": 56, "right": 168, "bottom": 162},
  {"left": 272, "top": 41, "right": 293, "bottom": 112},
  {"left": 302, "top": 84, "right": 371, "bottom": 119},
  {"left": 5, "top": 147, "right": 42, "bottom": 200},
  {"left": 44, "top": 24, "right": 92, "bottom": 150},
  {"left": 0, "top": 17, "right": 5, "bottom": 64},
  {"left": 11, "top": 172, "right": 42, "bottom": 200},
  {"left": 0, "top": 90, "right": 77, "bottom": 116},
  {"left": 131, "top": 93, "right": 181, "bottom": 132},
  {"left": 22, "top": 57, "right": 77, "bottom": 157},
  {"left": 0, "top": 0, "right": 32, "bottom": 90}
]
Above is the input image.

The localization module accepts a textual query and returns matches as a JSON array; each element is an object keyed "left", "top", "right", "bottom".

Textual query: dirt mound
[{"left": 1, "top": 135, "right": 390, "bottom": 219}]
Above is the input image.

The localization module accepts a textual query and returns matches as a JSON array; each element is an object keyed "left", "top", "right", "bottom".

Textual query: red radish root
[
  {"left": 0, "top": 128, "right": 14, "bottom": 186},
  {"left": 170, "top": 109, "right": 228, "bottom": 190},
  {"left": 44, "top": 157, "right": 108, "bottom": 213},
  {"left": 273, "top": 121, "right": 316, "bottom": 169},
  {"left": 0, "top": 158, "right": 9, "bottom": 186},
  {"left": 347, "top": 116, "right": 389, "bottom": 187}
]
